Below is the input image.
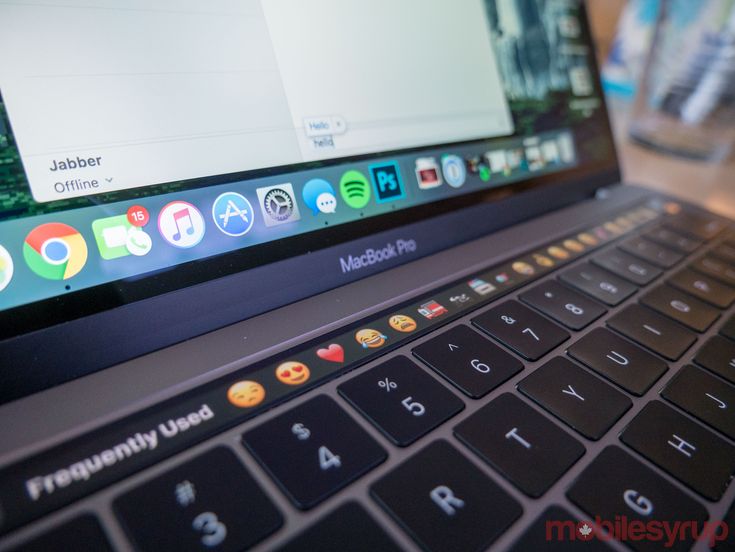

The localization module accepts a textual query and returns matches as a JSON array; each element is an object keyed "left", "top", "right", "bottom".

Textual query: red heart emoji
[{"left": 317, "top": 343, "right": 344, "bottom": 363}]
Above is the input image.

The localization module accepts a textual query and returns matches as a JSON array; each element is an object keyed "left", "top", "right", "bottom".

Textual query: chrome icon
[{"left": 23, "top": 223, "right": 88, "bottom": 280}]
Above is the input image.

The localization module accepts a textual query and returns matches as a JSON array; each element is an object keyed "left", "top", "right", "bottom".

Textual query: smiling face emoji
[
  {"left": 548, "top": 246, "right": 569, "bottom": 260},
  {"left": 275, "top": 361, "right": 311, "bottom": 386},
  {"left": 389, "top": 314, "right": 417, "bottom": 333},
  {"left": 227, "top": 380, "right": 265, "bottom": 408},
  {"left": 563, "top": 239, "right": 584, "bottom": 253},
  {"left": 355, "top": 328, "right": 387, "bottom": 349}
]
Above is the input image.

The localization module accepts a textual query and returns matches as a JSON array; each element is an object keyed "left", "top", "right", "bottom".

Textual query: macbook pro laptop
[{"left": 1, "top": 1, "right": 735, "bottom": 550}]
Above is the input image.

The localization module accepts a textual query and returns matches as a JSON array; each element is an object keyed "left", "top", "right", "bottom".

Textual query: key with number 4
[{"left": 243, "top": 395, "right": 386, "bottom": 509}]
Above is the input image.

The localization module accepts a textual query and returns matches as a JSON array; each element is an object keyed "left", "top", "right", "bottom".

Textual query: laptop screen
[{"left": 0, "top": 0, "right": 615, "bottom": 342}]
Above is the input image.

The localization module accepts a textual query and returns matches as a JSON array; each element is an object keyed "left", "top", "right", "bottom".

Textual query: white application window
[
  {"left": 0, "top": 0, "right": 299, "bottom": 202},
  {"left": 0, "top": 0, "right": 513, "bottom": 202},
  {"left": 262, "top": 0, "right": 514, "bottom": 159}
]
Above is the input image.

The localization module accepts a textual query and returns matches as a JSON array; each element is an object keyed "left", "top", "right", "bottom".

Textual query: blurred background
[{"left": 587, "top": 0, "right": 735, "bottom": 217}]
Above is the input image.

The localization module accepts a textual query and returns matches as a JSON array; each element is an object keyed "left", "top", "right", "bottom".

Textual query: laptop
[{"left": 1, "top": 0, "right": 734, "bottom": 550}]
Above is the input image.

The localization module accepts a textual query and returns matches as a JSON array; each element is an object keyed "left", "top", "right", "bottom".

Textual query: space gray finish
[
  {"left": 2, "top": 183, "right": 733, "bottom": 552},
  {"left": 0, "top": 184, "right": 652, "bottom": 463}
]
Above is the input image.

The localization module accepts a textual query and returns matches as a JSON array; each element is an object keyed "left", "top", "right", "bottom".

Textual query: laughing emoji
[{"left": 355, "top": 328, "right": 387, "bottom": 349}]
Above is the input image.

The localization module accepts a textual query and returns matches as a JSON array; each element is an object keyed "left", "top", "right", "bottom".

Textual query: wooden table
[
  {"left": 609, "top": 99, "right": 735, "bottom": 219},
  {"left": 619, "top": 141, "right": 735, "bottom": 219}
]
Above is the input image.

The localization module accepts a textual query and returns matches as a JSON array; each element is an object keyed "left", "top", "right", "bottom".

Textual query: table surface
[
  {"left": 619, "top": 141, "right": 735, "bottom": 219},
  {"left": 610, "top": 102, "right": 735, "bottom": 219}
]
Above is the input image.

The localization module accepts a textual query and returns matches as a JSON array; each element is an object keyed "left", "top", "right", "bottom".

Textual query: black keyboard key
[
  {"left": 620, "top": 236, "right": 684, "bottom": 268},
  {"left": 114, "top": 447, "right": 282, "bottom": 552},
  {"left": 712, "top": 242, "right": 735, "bottom": 265},
  {"left": 669, "top": 268, "right": 735, "bottom": 308},
  {"left": 567, "top": 328, "right": 668, "bottom": 396},
  {"left": 646, "top": 226, "right": 702, "bottom": 253},
  {"left": 370, "top": 440, "right": 522, "bottom": 552},
  {"left": 519, "top": 280, "right": 606, "bottom": 330},
  {"left": 620, "top": 401, "right": 735, "bottom": 500},
  {"left": 559, "top": 263, "right": 636, "bottom": 306},
  {"left": 509, "top": 506, "right": 614, "bottom": 551},
  {"left": 338, "top": 356, "right": 464, "bottom": 446},
  {"left": 567, "top": 446, "right": 708, "bottom": 552},
  {"left": 721, "top": 315, "right": 735, "bottom": 341},
  {"left": 277, "top": 502, "right": 401, "bottom": 552},
  {"left": 694, "top": 335, "right": 735, "bottom": 385},
  {"left": 518, "top": 357, "right": 631, "bottom": 439},
  {"left": 11, "top": 515, "right": 113, "bottom": 552},
  {"left": 692, "top": 255, "right": 735, "bottom": 287},
  {"left": 662, "top": 365, "right": 735, "bottom": 440},
  {"left": 667, "top": 212, "right": 727, "bottom": 240},
  {"left": 607, "top": 304, "right": 696, "bottom": 360},
  {"left": 471, "top": 300, "right": 569, "bottom": 361},
  {"left": 243, "top": 395, "right": 386, "bottom": 509},
  {"left": 640, "top": 284, "right": 719, "bottom": 332},
  {"left": 412, "top": 325, "right": 523, "bottom": 398},
  {"left": 592, "top": 249, "right": 661, "bottom": 285},
  {"left": 454, "top": 393, "right": 584, "bottom": 497}
]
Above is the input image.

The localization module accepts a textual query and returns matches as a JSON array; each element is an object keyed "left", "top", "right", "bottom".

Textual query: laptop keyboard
[{"left": 6, "top": 201, "right": 735, "bottom": 551}]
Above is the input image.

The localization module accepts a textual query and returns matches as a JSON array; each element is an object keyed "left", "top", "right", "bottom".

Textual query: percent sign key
[
  {"left": 338, "top": 357, "right": 465, "bottom": 446},
  {"left": 378, "top": 378, "right": 398, "bottom": 392}
]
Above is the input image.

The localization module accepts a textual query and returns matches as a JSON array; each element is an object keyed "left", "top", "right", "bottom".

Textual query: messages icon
[{"left": 302, "top": 178, "right": 337, "bottom": 215}]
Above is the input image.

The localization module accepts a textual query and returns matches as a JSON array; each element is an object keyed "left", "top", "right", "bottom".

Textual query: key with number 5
[{"left": 339, "top": 356, "right": 464, "bottom": 446}]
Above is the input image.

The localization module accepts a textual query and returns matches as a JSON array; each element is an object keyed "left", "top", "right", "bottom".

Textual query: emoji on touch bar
[
  {"left": 615, "top": 216, "right": 633, "bottom": 230},
  {"left": 275, "top": 361, "right": 311, "bottom": 385},
  {"left": 604, "top": 221, "right": 623, "bottom": 235},
  {"left": 563, "top": 239, "right": 584, "bottom": 253},
  {"left": 227, "top": 380, "right": 266, "bottom": 408},
  {"left": 532, "top": 254, "right": 554, "bottom": 268},
  {"left": 594, "top": 227, "right": 610, "bottom": 240},
  {"left": 355, "top": 328, "right": 388, "bottom": 349},
  {"left": 512, "top": 261, "right": 535, "bottom": 276},
  {"left": 548, "top": 246, "right": 569, "bottom": 260},
  {"left": 389, "top": 314, "right": 417, "bottom": 333},
  {"left": 316, "top": 343, "right": 344, "bottom": 363},
  {"left": 578, "top": 232, "right": 598, "bottom": 246}
]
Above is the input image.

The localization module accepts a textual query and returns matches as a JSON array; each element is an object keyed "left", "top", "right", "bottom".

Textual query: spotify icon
[{"left": 339, "top": 170, "right": 371, "bottom": 209}]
